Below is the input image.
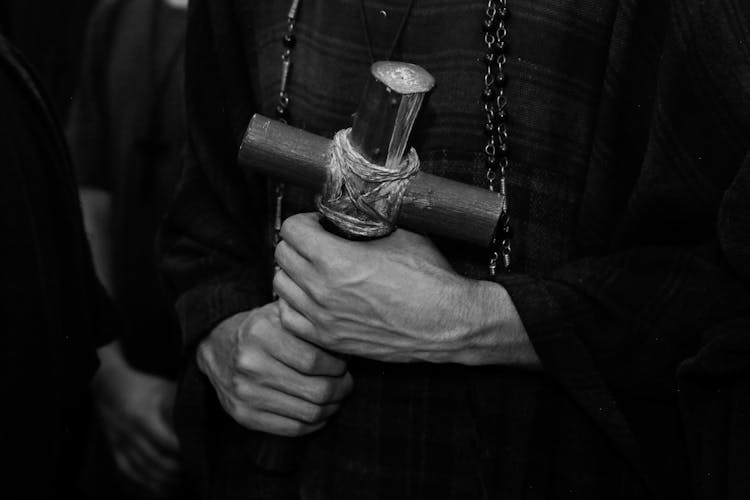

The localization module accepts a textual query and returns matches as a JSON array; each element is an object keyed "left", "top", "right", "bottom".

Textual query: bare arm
[{"left": 78, "top": 187, "right": 114, "bottom": 295}]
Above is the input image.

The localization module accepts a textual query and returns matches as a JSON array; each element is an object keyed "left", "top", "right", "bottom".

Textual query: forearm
[{"left": 79, "top": 187, "right": 115, "bottom": 295}]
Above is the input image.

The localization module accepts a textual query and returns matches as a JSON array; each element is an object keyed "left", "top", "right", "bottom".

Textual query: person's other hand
[
  {"left": 196, "top": 303, "right": 354, "bottom": 436},
  {"left": 93, "top": 342, "right": 182, "bottom": 498}
]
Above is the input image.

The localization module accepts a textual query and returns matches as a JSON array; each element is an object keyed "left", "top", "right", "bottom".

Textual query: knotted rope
[{"left": 318, "top": 128, "right": 420, "bottom": 238}]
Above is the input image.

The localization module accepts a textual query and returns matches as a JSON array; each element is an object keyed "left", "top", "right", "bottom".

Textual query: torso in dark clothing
[
  {"left": 264, "top": 3, "right": 633, "bottom": 494},
  {"left": 164, "top": 0, "right": 750, "bottom": 499},
  {"left": 183, "top": 2, "right": 650, "bottom": 498}
]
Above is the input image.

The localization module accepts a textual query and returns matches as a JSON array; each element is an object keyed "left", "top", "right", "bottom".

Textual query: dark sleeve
[
  {"left": 66, "top": 0, "right": 117, "bottom": 190},
  {"left": 159, "top": 0, "right": 270, "bottom": 349},
  {"left": 0, "top": 36, "right": 119, "bottom": 353},
  {"left": 495, "top": 0, "right": 750, "bottom": 489},
  {"left": 674, "top": 154, "right": 750, "bottom": 499}
]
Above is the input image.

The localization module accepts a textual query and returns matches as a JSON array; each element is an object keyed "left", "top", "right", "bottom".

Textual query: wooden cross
[{"left": 239, "top": 61, "right": 503, "bottom": 247}]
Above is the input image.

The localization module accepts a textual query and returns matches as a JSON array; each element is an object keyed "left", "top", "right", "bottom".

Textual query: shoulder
[{"left": 0, "top": 35, "right": 44, "bottom": 121}]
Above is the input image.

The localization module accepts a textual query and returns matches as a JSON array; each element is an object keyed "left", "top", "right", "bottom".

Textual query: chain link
[
  {"left": 482, "top": 0, "right": 512, "bottom": 275},
  {"left": 272, "top": 0, "right": 302, "bottom": 296}
]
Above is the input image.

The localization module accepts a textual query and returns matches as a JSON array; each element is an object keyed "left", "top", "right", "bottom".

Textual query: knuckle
[
  {"left": 328, "top": 357, "right": 347, "bottom": 376},
  {"left": 242, "top": 317, "right": 263, "bottom": 342},
  {"left": 272, "top": 271, "right": 283, "bottom": 293},
  {"left": 195, "top": 352, "right": 209, "bottom": 375},
  {"left": 235, "top": 349, "right": 259, "bottom": 373},
  {"left": 273, "top": 241, "right": 283, "bottom": 262},
  {"left": 302, "top": 404, "right": 324, "bottom": 424},
  {"left": 279, "top": 217, "right": 299, "bottom": 241},
  {"left": 219, "top": 392, "right": 239, "bottom": 416},
  {"left": 231, "top": 400, "right": 265, "bottom": 427},
  {"left": 196, "top": 342, "right": 212, "bottom": 366},
  {"left": 229, "top": 375, "right": 249, "bottom": 398},
  {"left": 310, "top": 284, "right": 331, "bottom": 306},
  {"left": 310, "top": 380, "right": 333, "bottom": 404},
  {"left": 274, "top": 240, "right": 290, "bottom": 269},
  {"left": 241, "top": 308, "right": 276, "bottom": 342},
  {"left": 231, "top": 408, "right": 257, "bottom": 430},
  {"left": 284, "top": 420, "right": 305, "bottom": 437},
  {"left": 278, "top": 302, "right": 295, "bottom": 330},
  {"left": 296, "top": 349, "right": 318, "bottom": 373}
]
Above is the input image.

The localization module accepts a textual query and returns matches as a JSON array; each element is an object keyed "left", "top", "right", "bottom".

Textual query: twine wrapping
[{"left": 317, "top": 128, "right": 420, "bottom": 238}]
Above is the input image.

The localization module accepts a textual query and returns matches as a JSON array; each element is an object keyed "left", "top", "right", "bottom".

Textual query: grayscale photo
[{"left": 0, "top": 1, "right": 748, "bottom": 499}]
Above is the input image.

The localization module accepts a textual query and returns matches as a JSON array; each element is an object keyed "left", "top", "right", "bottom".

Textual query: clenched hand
[
  {"left": 197, "top": 303, "right": 354, "bottom": 436},
  {"left": 272, "top": 213, "right": 540, "bottom": 368},
  {"left": 93, "top": 342, "right": 182, "bottom": 498}
]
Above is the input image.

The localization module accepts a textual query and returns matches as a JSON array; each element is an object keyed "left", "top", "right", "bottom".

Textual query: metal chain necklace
[
  {"left": 272, "top": 0, "right": 301, "bottom": 278},
  {"left": 359, "top": 0, "right": 418, "bottom": 64},
  {"left": 483, "top": 0, "right": 512, "bottom": 275},
  {"left": 272, "top": 0, "right": 513, "bottom": 278}
]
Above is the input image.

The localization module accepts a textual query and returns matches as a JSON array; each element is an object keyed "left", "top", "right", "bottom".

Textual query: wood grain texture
[
  {"left": 349, "top": 62, "right": 434, "bottom": 166},
  {"left": 239, "top": 115, "right": 502, "bottom": 247}
]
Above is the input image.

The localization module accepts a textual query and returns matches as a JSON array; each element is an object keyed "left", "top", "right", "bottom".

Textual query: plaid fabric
[{"left": 160, "top": 0, "right": 750, "bottom": 498}]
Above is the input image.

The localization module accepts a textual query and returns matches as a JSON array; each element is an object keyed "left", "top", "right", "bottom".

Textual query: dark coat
[
  {"left": 0, "top": 0, "right": 97, "bottom": 120},
  {"left": 0, "top": 36, "right": 115, "bottom": 498}
]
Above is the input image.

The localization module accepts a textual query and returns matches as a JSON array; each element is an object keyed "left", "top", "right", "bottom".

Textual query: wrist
[
  {"left": 96, "top": 340, "right": 128, "bottom": 372},
  {"left": 92, "top": 341, "right": 133, "bottom": 403},
  {"left": 445, "top": 278, "right": 540, "bottom": 368}
]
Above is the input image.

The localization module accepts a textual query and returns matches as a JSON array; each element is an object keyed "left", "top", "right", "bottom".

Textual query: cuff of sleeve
[
  {"left": 175, "top": 281, "right": 267, "bottom": 349},
  {"left": 498, "top": 274, "right": 598, "bottom": 384},
  {"left": 496, "top": 273, "right": 644, "bottom": 473}
]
